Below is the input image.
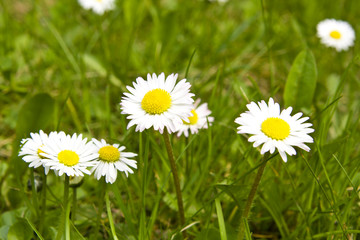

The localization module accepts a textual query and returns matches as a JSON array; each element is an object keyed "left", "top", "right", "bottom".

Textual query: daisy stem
[
  {"left": 64, "top": 175, "right": 70, "bottom": 240},
  {"left": 30, "top": 169, "right": 39, "bottom": 217},
  {"left": 105, "top": 186, "right": 119, "bottom": 240},
  {"left": 162, "top": 130, "right": 187, "bottom": 238},
  {"left": 39, "top": 173, "right": 47, "bottom": 234},
  {"left": 238, "top": 153, "right": 269, "bottom": 239}
]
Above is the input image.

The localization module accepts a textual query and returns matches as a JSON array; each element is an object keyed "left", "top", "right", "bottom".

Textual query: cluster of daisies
[
  {"left": 71, "top": 3, "right": 355, "bottom": 165},
  {"left": 19, "top": 73, "right": 215, "bottom": 182},
  {"left": 19, "top": 73, "right": 216, "bottom": 183},
  {"left": 20, "top": 71, "right": 315, "bottom": 179},
  {"left": 120, "top": 73, "right": 313, "bottom": 162},
  {"left": 19, "top": 131, "right": 137, "bottom": 184}
]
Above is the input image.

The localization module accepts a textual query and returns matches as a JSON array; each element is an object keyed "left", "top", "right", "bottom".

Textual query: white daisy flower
[
  {"left": 176, "top": 99, "right": 214, "bottom": 137},
  {"left": 120, "top": 72, "right": 194, "bottom": 134},
  {"left": 78, "top": 0, "right": 115, "bottom": 15},
  {"left": 209, "top": 0, "right": 228, "bottom": 3},
  {"left": 19, "top": 130, "right": 54, "bottom": 174},
  {"left": 91, "top": 139, "right": 137, "bottom": 184},
  {"left": 317, "top": 19, "right": 355, "bottom": 52},
  {"left": 235, "top": 98, "right": 314, "bottom": 162},
  {"left": 40, "top": 132, "right": 99, "bottom": 177}
]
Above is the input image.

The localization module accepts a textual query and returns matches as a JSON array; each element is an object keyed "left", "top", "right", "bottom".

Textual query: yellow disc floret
[
  {"left": 141, "top": 88, "right": 171, "bottom": 114},
  {"left": 183, "top": 109, "right": 198, "bottom": 125},
  {"left": 330, "top": 30, "right": 341, "bottom": 39},
  {"left": 58, "top": 150, "right": 80, "bottom": 167},
  {"left": 99, "top": 145, "right": 120, "bottom": 162},
  {"left": 37, "top": 145, "right": 46, "bottom": 159},
  {"left": 261, "top": 117, "right": 290, "bottom": 140}
]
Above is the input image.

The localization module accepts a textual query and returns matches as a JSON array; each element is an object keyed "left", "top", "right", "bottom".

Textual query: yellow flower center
[
  {"left": 261, "top": 117, "right": 290, "bottom": 140},
  {"left": 37, "top": 145, "right": 46, "bottom": 159},
  {"left": 330, "top": 30, "right": 341, "bottom": 39},
  {"left": 183, "top": 109, "right": 198, "bottom": 125},
  {"left": 141, "top": 88, "right": 171, "bottom": 114},
  {"left": 99, "top": 146, "right": 120, "bottom": 162},
  {"left": 58, "top": 150, "right": 79, "bottom": 167}
]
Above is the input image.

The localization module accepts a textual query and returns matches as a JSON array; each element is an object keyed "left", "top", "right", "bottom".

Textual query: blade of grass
[
  {"left": 282, "top": 162, "right": 314, "bottom": 239},
  {"left": 243, "top": 218, "right": 252, "bottom": 240},
  {"left": 44, "top": 20, "right": 81, "bottom": 75},
  {"left": 315, "top": 141, "right": 336, "bottom": 203},
  {"left": 105, "top": 188, "right": 119, "bottom": 240},
  {"left": 66, "top": 98, "right": 83, "bottom": 133},
  {"left": 215, "top": 197, "right": 227, "bottom": 240},
  {"left": 138, "top": 132, "right": 150, "bottom": 240},
  {"left": 310, "top": 230, "right": 360, "bottom": 239},
  {"left": 258, "top": 196, "right": 289, "bottom": 238},
  {"left": 185, "top": 49, "right": 196, "bottom": 79},
  {"left": 25, "top": 217, "right": 45, "bottom": 240},
  {"left": 111, "top": 184, "right": 137, "bottom": 236},
  {"left": 301, "top": 154, "right": 347, "bottom": 238},
  {"left": 332, "top": 154, "right": 358, "bottom": 193}
]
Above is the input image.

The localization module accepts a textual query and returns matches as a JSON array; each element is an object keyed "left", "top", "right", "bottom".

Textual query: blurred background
[{"left": 0, "top": 0, "right": 360, "bottom": 239}]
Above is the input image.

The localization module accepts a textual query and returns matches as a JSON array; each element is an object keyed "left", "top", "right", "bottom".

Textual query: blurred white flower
[
  {"left": 176, "top": 99, "right": 214, "bottom": 137},
  {"left": 78, "top": 0, "right": 116, "bottom": 15},
  {"left": 317, "top": 19, "right": 355, "bottom": 52},
  {"left": 19, "top": 130, "right": 53, "bottom": 174},
  {"left": 209, "top": 0, "right": 228, "bottom": 3}
]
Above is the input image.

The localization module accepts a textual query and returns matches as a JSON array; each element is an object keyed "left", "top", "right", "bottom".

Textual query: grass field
[{"left": 1, "top": 0, "right": 360, "bottom": 239}]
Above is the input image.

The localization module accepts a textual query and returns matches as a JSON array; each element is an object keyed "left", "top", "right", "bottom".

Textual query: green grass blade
[
  {"left": 215, "top": 197, "right": 227, "bottom": 240},
  {"left": 44, "top": 20, "right": 81, "bottom": 75},
  {"left": 25, "top": 217, "right": 45, "bottom": 240}
]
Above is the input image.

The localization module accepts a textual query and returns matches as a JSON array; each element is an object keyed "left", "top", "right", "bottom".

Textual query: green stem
[
  {"left": 39, "top": 172, "right": 47, "bottom": 234},
  {"left": 238, "top": 153, "right": 268, "bottom": 239},
  {"left": 30, "top": 169, "right": 39, "bottom": 218},
  {"left": 105, "top": 187, "right": 119, "bottom": 240},
  {"left": 162, "top": 130, "right": 187, "bottom": 238},
  {"left": 64, "top": 175, "right": 70, "bottom": 240}
]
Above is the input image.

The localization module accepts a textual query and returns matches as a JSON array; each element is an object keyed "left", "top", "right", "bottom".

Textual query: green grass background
[{"left": 1, "top": 0, "right": 360, "bottom": 239}]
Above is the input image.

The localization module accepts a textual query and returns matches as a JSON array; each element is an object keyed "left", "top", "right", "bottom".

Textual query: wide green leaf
[
  {"left": 195, "top": 227, "right": 221, "bottom": 240},
  {"left": 16, "top": 93, "right": 55, "bottom": 140},
  {"left": 7, "top": 219, "right": 33, "bottom": 240},
  {"left": 12, "top": 93, "right": 55, "bottom": 177},
  {"left": 284, "top": 49, "right": 317, "bottom": 110}
]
